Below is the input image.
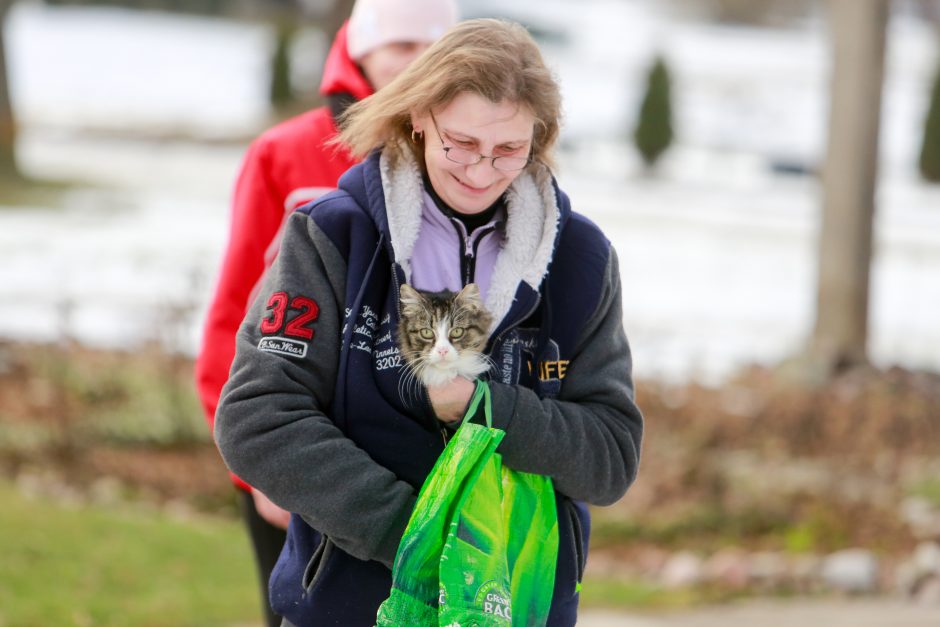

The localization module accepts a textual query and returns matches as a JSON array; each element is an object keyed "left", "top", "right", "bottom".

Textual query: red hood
[{"left": 319, "top": 22, "right": 374, "bottom": 100}]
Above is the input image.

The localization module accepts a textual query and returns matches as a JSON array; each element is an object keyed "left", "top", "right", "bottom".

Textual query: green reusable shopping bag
[{"left": 375, "top": 380, "right": 559, "bottom": 627}]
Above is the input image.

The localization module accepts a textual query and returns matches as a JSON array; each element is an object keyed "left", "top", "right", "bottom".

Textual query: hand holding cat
[{"left": 427, "top": 376, "right": 476, "bottom": 423}]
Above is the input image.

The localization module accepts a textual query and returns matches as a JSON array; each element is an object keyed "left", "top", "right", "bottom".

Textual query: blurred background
[{"left": 1, "top": 0, "right": 939, "bottom": 625}]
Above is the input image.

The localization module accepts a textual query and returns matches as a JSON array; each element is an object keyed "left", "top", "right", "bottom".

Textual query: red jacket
[{"left": 195, "top": 23, "right": 373, "bottom": 491}]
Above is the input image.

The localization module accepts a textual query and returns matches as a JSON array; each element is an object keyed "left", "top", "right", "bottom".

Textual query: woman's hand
[{"left": 427, "top": 377, "right": 475, "bottom": 423}]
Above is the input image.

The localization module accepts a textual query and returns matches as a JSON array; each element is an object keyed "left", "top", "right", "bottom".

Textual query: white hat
[{"left": 346, "top": 0, "right": 459, "bottom": 61}]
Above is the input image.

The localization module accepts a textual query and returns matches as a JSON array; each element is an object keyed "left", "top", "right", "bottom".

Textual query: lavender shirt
[{"left": 409, "top": 192, "right": 504, "bottom": 303}]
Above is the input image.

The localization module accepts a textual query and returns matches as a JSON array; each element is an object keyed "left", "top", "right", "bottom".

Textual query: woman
[{"left": 215, "top": 18, "right": 643, "bottom": 627}]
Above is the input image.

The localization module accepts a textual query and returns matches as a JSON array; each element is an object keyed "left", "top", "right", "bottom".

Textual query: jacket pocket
[
  {"left": 302, "top": 534, "right": 335, "bottom": 594},
  {"left": 564, "top": 499, "right": 586, "bottom": 584}
]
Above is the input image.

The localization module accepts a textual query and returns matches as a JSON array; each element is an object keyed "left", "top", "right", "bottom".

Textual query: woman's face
[{"left": 414, "top": 92, "right": 535, "bottom": 215}]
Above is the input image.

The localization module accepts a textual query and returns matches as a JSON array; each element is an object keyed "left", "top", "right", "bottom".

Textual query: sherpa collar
[{"left": 379, "top": 146, "right": 561, "bottom": 328}]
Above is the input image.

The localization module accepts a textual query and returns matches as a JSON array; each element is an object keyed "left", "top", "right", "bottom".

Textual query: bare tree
[
  {"left": 808, "top": 0, "right": 888, "bottom": 374},
  {"left": 320, "top": 0, "right": 356, "bottom": 42},
  {"left": 0, "top": 0, "right": 18, "bottom": 181}
]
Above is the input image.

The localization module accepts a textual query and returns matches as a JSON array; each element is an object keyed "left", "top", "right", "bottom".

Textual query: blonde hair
[{"left": 336, "top": 18, "right": 562, "bottom": 169}]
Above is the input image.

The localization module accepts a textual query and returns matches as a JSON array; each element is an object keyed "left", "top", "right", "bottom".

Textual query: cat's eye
[
  {"left": 449, "top": 327, "right": 465, "bottom": 339},
  {"left": 419, "top": 328, "right": 434, "bottom": 340}
]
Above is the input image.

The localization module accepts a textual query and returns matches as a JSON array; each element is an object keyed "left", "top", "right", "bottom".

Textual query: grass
[
  {"left": 909, "top": 478, "right": 940, "bottom": 507},
  {"left": 589, "top": 505, "right": 797, "bottom": 553},
  {"left": 579, "top": 575, "right": 825, "bottom": 613},
  {"left": 579, "top": 573, "right": 766, "bottom": 611},
  {"left": 0, "top": 480, "right": 704, "bottom": 626},
  {"left": 580, "top": 576, "right": 706, "bottom": 608},
  {"left": 0, "top": 482, "right": 261, "bottom": 627}
]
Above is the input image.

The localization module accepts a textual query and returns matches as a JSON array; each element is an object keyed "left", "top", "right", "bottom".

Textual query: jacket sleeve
[
  {"left": 195, "top": 138, "right": 287, "bottom": 439},
  {"left": 488, "top": 247, "right": 643, "bottom": 505},
  {"left": 214, "top": 211, "right": 416, "bottom": 567}
]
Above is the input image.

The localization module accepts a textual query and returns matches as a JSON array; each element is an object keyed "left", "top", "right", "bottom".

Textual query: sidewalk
[{"left": 577, "top": 599, "right": 939, "bottom": 626}]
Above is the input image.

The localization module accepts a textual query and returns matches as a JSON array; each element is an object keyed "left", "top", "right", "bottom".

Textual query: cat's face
[{"left": 397, "top": 283, "right": 493, "bottom": 387}]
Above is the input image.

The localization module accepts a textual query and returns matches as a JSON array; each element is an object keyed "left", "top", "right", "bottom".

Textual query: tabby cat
[{"left": 397, "top": 283, "right": 493, "bottom": 387}]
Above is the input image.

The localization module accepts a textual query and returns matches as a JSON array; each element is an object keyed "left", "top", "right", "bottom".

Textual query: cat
[{"left": 397, "top": 283, "right": 493, "bottom": 388}]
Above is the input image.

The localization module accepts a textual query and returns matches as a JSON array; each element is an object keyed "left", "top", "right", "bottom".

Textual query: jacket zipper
[
  {"left": 462, "top": 233, "right": 472, "bottom": 285},
  {"left": 453, "top": 219, "right": 496, "bottom": 286}
]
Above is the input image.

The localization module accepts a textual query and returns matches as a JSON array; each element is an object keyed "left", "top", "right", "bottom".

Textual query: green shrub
[
  {"left": 919, "top": 59, "right": 940, "bottom": 182},
  {"left": 270, "top": 26, "right": 295, "bottom": 109},
  {"left": 634, "top": 55, "right": 674, "bottom": 168}
]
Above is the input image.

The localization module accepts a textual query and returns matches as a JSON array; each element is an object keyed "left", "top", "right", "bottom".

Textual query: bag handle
[{"left": 461, "top": 379, "right": 492, "bottom": 428}]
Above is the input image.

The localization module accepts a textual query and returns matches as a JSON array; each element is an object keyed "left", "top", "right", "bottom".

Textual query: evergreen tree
[
  {"left": 633, "top": 55, "right": 674, "bottom": 168},
  {"left": 0, "top": 0, "right": 18, "bottom": 181},
  {"left": 919, "top": 60, "right": 940, "bottom": 183},
  {"left": 269, "top": 25, "right": 294, "bottom": 110}
]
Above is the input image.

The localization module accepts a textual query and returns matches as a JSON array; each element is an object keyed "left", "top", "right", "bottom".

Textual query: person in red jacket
[{"left": 194, "top": 1, "right": 457, "bottom": 624}]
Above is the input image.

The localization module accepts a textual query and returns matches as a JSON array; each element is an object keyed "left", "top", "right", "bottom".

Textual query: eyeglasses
[{"left": 428, "top": 111, "right": 531, "bottom": 172}]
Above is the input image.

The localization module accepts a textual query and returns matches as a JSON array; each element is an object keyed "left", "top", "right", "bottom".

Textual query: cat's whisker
[
  {"left": 396, "top": 364, "right": 409, "bottom": 399},
  {"left": 397, "top": 360, "right": 425, "bottom": 402},
  {"left": 482, "top": 353, "right": 499, "bottom": 375}
]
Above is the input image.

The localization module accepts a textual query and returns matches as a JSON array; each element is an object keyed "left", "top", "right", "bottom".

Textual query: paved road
[
  {"left": 229, "top": 599, "right": 937, "bottom": 627},
  {"left": 577, "top": 599, "right": 939, "bottom": 626}
]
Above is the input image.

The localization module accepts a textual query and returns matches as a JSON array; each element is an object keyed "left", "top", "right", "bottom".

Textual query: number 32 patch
[{"left": 257, "top": 291, "right": 319, "bottom": 359}]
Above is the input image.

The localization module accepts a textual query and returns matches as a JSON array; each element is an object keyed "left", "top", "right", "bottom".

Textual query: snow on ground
[
  {"left": 6, "top": 2, "right": 271, "bottom": 138},
  {"left": 1, "top": 1, "right": 938, "bottom": 384},
  {"left": 561, "top": 142, "right": 940, "bottom": 382}
]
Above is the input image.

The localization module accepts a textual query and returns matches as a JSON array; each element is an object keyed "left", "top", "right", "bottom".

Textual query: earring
[{"left": 411, "top": 129, "right": 423, "bottom": 144}]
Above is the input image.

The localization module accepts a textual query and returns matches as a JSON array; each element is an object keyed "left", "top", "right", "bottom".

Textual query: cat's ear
[
  {"left": 456, "top": 283, "right": 482, "bottom": 305},
  {"left": 399, "top": 284, "right": 424, "bottom": 307}
]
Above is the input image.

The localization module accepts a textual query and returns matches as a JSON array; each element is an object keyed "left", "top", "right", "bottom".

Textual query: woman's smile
[{"left": 454, "top": 174, "right": 491, "bottom": 194}]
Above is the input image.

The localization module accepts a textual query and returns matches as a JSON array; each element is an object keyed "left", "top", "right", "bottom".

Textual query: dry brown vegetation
[
  {"left": 598, "top": 364, "right": 940, "bottom": 557},
  {"left": 1, "top": 340, "right": 939, "bottom": 558}
]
